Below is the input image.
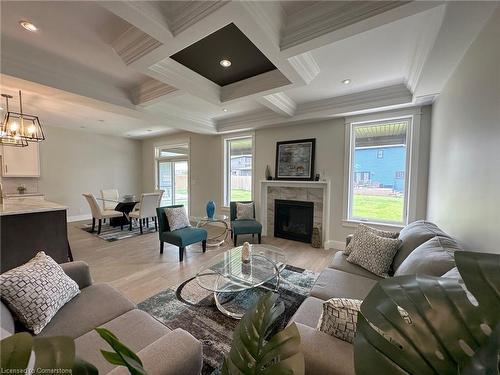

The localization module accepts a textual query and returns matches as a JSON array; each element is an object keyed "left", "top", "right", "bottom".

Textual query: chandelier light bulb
[
  {"left": 10, "top": 122, "right": 19, "bottom": 132},
  {"left": 28, "top": 124, "right": 36, "bottom": 134}
]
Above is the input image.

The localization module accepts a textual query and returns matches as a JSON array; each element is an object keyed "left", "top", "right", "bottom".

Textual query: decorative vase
[
  {"left": 206, "top": 200, "right": 216, "bottom": 219},
  {"left": 265, "top": 165, "right": 273, "bottom": 180},
  {"left": 311, "top": 225, "right": 322, "bottom": 248}
]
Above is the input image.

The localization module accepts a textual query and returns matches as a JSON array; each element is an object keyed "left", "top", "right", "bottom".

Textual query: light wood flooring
[{"left": 68, "top": 221, "right": 334, "bottom": 304}]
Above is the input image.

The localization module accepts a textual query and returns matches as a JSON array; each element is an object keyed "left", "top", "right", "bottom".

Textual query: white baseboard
[
  {"left": 324, "top": 240, "right": 345, "bottom": 251},
  {"left": 67, "top": 214, "right": 92, "bottom": 223}
]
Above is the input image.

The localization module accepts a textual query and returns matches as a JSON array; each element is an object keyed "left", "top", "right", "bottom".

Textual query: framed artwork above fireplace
[{"left": 275, "top": 138, "right": 316, "bottom": 180}]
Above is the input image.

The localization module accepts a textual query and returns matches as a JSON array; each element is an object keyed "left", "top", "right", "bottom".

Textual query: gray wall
[
  {"left": 38, "top": 126, "right": 142, "bottom": 217},
  {"left": 427, "top": 9, "right": 500, "bottom": 252}
]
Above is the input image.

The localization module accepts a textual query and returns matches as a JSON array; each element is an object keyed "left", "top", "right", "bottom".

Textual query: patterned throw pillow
[
  {"left": 165, "top": 206, "right": 191, "bottom": 231},
  {"left": 0, "top": 252, "right": 80, "bottom": 334},
  {"left": 317, "top": 298, "right": 413, "bottom": 344},
  {"left": 236, "top": 202, "right": 254, "bottom": 220},
  {"left": 317, "top": 298, "right": 361, "bottom": 343},
  {"left": 344, "top": 224, "right": 399, "bottom": 255},
  {"left": 347, "top": 231, "right": 401, "bottom": 277}
]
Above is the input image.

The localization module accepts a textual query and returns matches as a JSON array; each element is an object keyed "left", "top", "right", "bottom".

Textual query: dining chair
[
  {"left": 230, "top": 201, "right": 262, "bottom": 246},
  {"left": 129, "top": 192, "right": 162, "bottom": 234},
  {"left": 82, "top": 193, "right": 123, "bottom": 234},
  {"left": 100, "top": 189, "right": 119, "bottom": 210}
]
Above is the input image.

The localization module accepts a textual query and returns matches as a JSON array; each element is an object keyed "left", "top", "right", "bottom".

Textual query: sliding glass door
[{"left": 156, "top": 145, "right": 189, "bottom": 211}]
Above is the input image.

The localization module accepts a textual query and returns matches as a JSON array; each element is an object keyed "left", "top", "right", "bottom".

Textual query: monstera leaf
[
  {"left": 222, "top": 291, "right": 304, "bottom": 375},
  {"left": 355, "top": 251, "right": 500, "bottom": 375}
]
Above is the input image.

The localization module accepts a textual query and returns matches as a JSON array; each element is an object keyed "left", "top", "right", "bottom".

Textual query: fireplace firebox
[{"left": 274, "top": 199, "right": 314, "bottom": 243}]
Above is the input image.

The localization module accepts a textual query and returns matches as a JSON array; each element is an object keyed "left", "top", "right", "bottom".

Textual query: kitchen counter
[{"left": 0, "top": 198, "right": 67, "bottom": 216}]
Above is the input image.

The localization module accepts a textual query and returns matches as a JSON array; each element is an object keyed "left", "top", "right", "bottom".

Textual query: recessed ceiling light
[
  {"left": 342, "top": 79, "right": 351, "bottom": 85},
  {"left": 223, "top": 108, "right": 228, "bottom": 112},
  {"left": 19, "top": 20, "right": 38, "bottom": 32},
  {"left": 219, "top": 59, "right": 231, "bottom": 68}
]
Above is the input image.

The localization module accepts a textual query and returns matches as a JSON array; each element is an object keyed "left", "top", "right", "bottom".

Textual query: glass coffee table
[
  {"left": 193, "top": 215, "right": 229, "bottom": 247},
  {"left": 196, "top": 244, "right": 287, "bottom": 319}
]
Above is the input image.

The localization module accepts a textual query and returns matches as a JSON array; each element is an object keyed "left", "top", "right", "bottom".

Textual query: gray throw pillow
[
  {"left": 344, "top": 224, "right": 399, "bottom": 255},
  {"left": 236, "top": 202, "right": 254, "bottom": 220},
  {"left": 165, "top": 206, "right": 191, "bottom": 231},
  {"left": 347, "top": 231, "right": 401, "bottom": 277},
  {"left": 394, "top": 236, "right": 462, "bottom": 277},
  {"left": 0, "top": 252, "right": 80, "bottom": 334}
]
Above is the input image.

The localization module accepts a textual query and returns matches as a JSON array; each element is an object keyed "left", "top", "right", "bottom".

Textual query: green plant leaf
[
  {"left": 101, "top": 350, "right": 126, "bottom": 366},
  {"left": 462, "top": 322, "right": 500, "bottom": 375},
  {"left": 223, "top": 292, "right": 304, "bottom": 375},
  {"left": 355, "top": 251, "right": 500, "bottom": 375},
  {"left": 72, "top": 357, "right": 99, "bottom": 375},
  {"left": 95, "top": 328, "right": 147, "bottom": 375},
  {"left": 0, "top": 332, "right": 33, "bottom": 369},
  {"left": 33, "top": 336, "right": 76, "bottom": 372}
]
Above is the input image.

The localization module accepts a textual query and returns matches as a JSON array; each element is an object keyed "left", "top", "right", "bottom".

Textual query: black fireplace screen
[{"left": 274, "top": 199, "right": 314, "bottom": 243}]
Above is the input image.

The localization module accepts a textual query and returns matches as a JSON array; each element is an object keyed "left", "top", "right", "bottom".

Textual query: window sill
[{"left": 342, "top": 219, "right": 404, "bottom": 231}]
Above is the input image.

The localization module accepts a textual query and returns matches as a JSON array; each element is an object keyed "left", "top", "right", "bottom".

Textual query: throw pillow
[
  {"left": 344, "top": 224, "right": 399, "bottom": 255},
  {"left": 236, "top": 202, "right": 254, "bottom": 220},
  {"left": 0, "top": 252, "right": 80, "bottom": 334},
  {"left": 347, "top": 232, "right": 401, "bottom": 277},
  {"left": 165, "top": 206, "right": 190, "bottom": 231},
  {"left": 317, "top": 298, "right": 362, "bottom": 343},
  {"left": 394, "top": 236, "right": 462, "bottom": 277}
]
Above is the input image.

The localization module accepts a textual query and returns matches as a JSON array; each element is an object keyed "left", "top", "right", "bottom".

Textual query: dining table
[{"left": 96, "top": 196, "right": 139, "bottom": 227}]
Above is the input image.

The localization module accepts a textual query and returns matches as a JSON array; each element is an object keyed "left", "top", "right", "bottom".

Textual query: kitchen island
[{"left": 0, "top": 198, "right": 72, "bottom": 272}]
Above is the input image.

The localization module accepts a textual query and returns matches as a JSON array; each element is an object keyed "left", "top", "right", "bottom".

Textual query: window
[
  {"left": 224, "top": 136, "right": 253, "bottom": 206},
  {"left": 347, "top": 118, "right": 410, "bottom": 224},
  {"left": 156, "top": 144, "right": 189, "bottom": 210}
]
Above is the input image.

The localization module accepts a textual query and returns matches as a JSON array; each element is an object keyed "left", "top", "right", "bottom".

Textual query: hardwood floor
[{"left": 68, "top": 221, "right": 334, "bottom": 304}]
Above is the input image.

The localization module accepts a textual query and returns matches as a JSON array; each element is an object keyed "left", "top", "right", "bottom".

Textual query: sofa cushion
[
  {"left": 395, "top": 236, "right": 461, "bottom": 277},
  {"left": 1, "top": 301, "right": 15, "bottom": 339},
  {"left": 295, "top": 323, "right": 354, "bottom": 375},
  {"left": 288, "top": 296, "right": 324, "bottom": 328},
  {"left": 443, "top": 267, "right": 462, "bottom": 280},
  {"left": 161, "top": 227, "right": 207, "bottom": 247},
  {"left": 392, "top": 220, "right": 450, "bottom": 272},
  {"left": 329, "top": 252, "right": 383, "bottom": 281},
  {"left": 344, "top": 224, "right": 399, "bottom": 255},
  {"left": 75, "top": 309, "right": 170, "bottom": 374},
  {"left": 347, "top": 232, "right": 401, "bottom": 277},
  {"left": 38, "top": 283, "right": 135, "bottom": 338},
  {"left": 310, "top": 268, "right": 377, "bottom": 301},
  {"left": 0, "top": 252, "right": 80, "bottom": 334}
]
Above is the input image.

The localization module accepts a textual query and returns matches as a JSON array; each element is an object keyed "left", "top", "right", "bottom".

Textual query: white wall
[
  {"left": 427, "top": 9, "right": 500, "bottom": 252},
  {"left": 38, "top": 126, "right": 142, "bottom": 218}
]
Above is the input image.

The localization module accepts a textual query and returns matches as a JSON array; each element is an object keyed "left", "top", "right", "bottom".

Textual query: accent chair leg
[
  {"left": 234, "top": 235, "right": 237, "bottom": 247},
  {"left": 120, "top": 223, "right": 123, "bottom": 231},
  {"left": 139, "top": 219, "right": 143, "bottom": 234},
  {"left": 258, "top": 233, "right": 262, "bottom": 244},
  {"left": 179, "top": 247, "right": 185, "bottom": 262},
  {"left": 252, "top": 234, "right": 255, "bottom": 239},
  {"left": 97, "top": 219, "right": 102, "bottom": 235},
  {"left": 129, "top": 219, "right": 132, "bottom": 231},
  {"left": 160, "top": 241, "right": 164, "bottom": 254},
  {"left": 91, "top": 218, "right": 96, "bottom": 232},
  {"left": 154, "top": 217, "right": 158, "bottom": 231},
  {"left": 146, "top": 218, "right": 149, "bottom": 228},
  {"left": 202, "top": 240, "right": 207, "bottom": 253}
]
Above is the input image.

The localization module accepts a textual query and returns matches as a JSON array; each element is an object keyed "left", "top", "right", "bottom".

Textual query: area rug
[
  {"left": 81, "top": 222, "right": 156, "bottom": 241},
  {"left": 138, "top": 265, "right": 319, "bottom": 374}
]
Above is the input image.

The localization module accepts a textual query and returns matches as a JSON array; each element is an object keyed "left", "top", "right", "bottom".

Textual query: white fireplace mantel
[{"left": 259, "top": 180, "right": 332, "bottom": 249}]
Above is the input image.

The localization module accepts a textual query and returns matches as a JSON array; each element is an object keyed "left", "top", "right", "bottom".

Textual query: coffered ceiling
[{"left": 0, "top": 1, "right": 497, "bottom": 138}]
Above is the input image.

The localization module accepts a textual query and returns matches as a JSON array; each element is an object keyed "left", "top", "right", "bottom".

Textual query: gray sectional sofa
[
  {"left": 1, "top": 261, "right": 203, "bottom": 375},
  {"left": 288, "top": 220, "right": 460, "bottom": 375}
]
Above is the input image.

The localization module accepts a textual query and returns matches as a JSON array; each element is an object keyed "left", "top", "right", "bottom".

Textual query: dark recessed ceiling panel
[{"left": 170, "top": 23, "right": 277, "bottom": 86}]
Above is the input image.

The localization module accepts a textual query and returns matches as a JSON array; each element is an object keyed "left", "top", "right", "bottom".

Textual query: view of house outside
[
  {"left": 351, "top": 121, "right": 408, "bottom": 223},
  {"left": 228, "top": 137, "right": 252, "bottom": 202}
]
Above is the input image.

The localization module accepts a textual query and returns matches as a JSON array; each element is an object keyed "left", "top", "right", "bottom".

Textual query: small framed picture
[{"left": 275, "top": 138, "right": 316, "bottom": 180}]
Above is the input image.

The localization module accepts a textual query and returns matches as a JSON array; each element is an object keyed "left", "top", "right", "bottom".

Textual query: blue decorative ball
[{"left": 206, "top": 200, "right": 216, "bottom": 219}]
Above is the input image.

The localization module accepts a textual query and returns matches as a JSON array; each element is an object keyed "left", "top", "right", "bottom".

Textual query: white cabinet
[{"left": 1, "top": 142, "right": 40, "bottom": 177}]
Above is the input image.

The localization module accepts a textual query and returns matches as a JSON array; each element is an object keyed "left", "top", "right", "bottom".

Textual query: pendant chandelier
[{"left": 0, "top": 90, "right": 45, "bottom": 147}]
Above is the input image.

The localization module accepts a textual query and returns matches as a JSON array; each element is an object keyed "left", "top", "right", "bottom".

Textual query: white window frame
[
  {"left": 343, "top": 109, "right": 422, "bottom": 228},
  {"left": 222, "top": 133, "right": 255, "bottom": 207},
  {"left": 154, "top": 143, "right": 190, "bottom": 212}
]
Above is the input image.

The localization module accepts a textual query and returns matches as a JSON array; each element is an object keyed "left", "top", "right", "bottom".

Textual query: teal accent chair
[
  {"left": 230, "top": 201, "right": 262, "bottom": 247},
  {"left": 156, "top": 205, "right": 207, "bottom": 262}
]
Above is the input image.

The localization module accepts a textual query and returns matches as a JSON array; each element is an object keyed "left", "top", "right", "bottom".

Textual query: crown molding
[
  {"left": 168, "top": 1, "right": 229, "bottom": 36},
  {"left": 133, "top": 78, "right": 178, "bottom": 105},
  {"left": 238, "top": 1, "right": 285, "bottom": 46},
  {"left": 282, "top": 1, "right": 411, "bottom": 51},
  {"left": 112, "top": 26, "right": 162, "bottom": 66},
  {"left": 258, "top": 92, "right": 296, "bottom": 117},
  {"left": 287, "top": 52, "right": 320, "bottom": 84}
]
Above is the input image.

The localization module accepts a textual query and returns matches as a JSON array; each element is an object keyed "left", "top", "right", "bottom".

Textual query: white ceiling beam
[
  {"left": 132, "top": 78, "right": 179, "bottom": 106},
  {"left": 258, "top": 93, "right": 296, "bottom": 117},
  {"left": 281, "top": 1, "right": 444, "bottom": 58}
]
